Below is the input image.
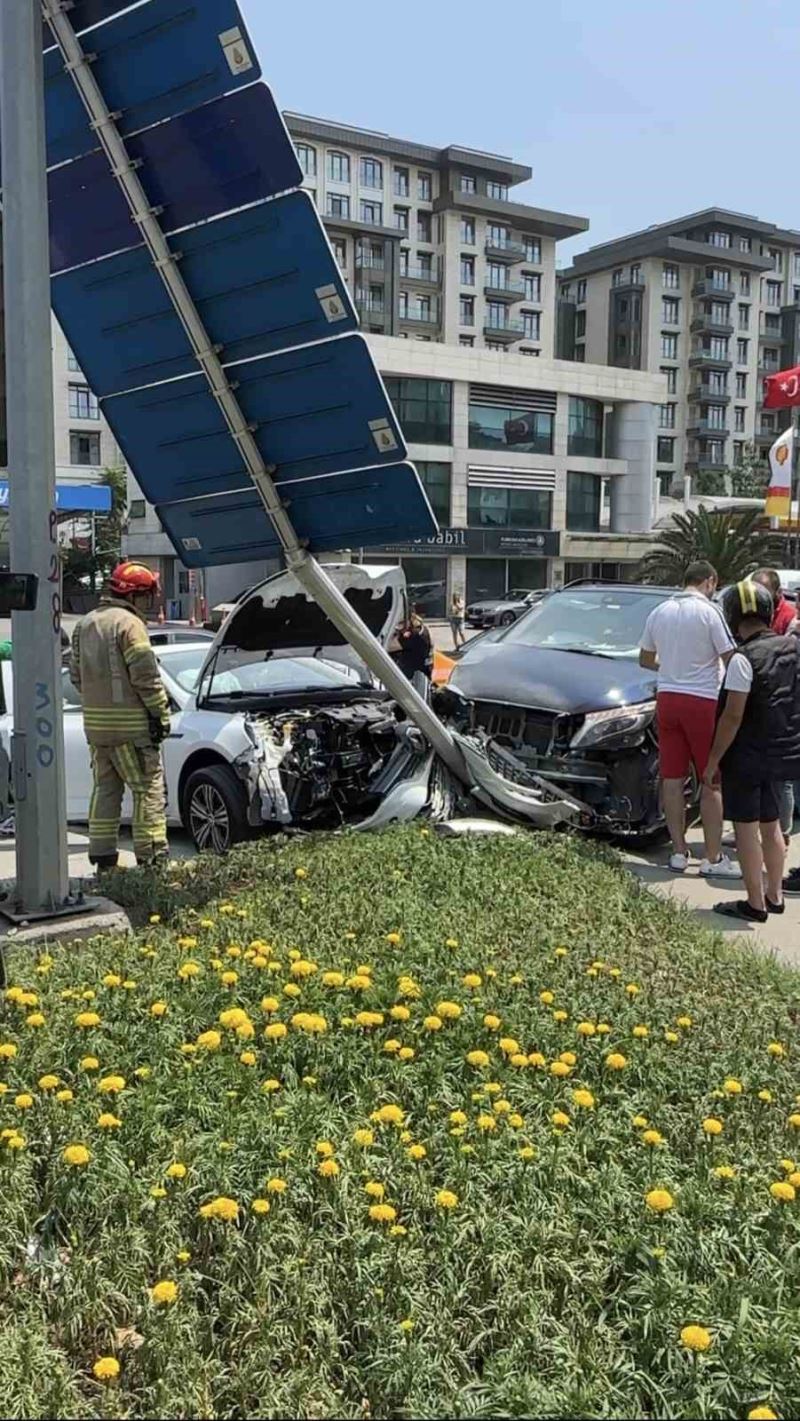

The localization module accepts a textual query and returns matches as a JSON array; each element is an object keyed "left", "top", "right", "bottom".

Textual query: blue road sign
[
  {"left": 158, "top": 464, "right": 438, "bottom": 566},
  {"left": 52, "top": 192, "right": 356, "bottom": 395},
  {"left": 43, "top": 0, "right": 142, "bottom": 47},
  {"left": 42, "top": 0, "right": 260, "bottom": 168},
  {"left": 102, "top": 335, "right": 407, "bottom": 505},
  {"left": 48, "top": 85, "right": 302, "bottom": 273}
]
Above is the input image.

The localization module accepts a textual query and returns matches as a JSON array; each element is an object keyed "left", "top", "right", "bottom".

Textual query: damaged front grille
[{"left": 469, "top": 700, "right": 579, "bottom": 755}]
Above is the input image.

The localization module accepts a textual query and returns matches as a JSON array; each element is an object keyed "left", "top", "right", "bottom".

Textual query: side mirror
[{"left": 0, "top": 573, "right": 38, "bottom": 614}]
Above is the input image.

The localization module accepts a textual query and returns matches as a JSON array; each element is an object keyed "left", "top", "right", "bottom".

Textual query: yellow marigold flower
[
  {"left": 632, "top": 1115, "right": 649, "bottom": 1129},
  {"left": 294, "top": 866, "right": 308, "bottom": 880},
  {"left": 92, "top": 1356, "right": 120, "bottom": 1381},
  {"left": 75, "top": 1011, "right": 101, "bottom": 1028},
  {"left": 322, "top": 971, "right": 345, "bottom": 988},
  {"left": 476, "top": 1113, "right": 496, "bottom": 1131},
  {"left": 676, "top": 1015, "right": 692, "bottom": 1029},
  {"left": 767, "top": 1042, "right": 785, "bottom": 1058},
  {"left": 680, "top": 1325, "right": 711, "bottom": 1352},
  {"left": 770, "top": 1180, "right": 796, "bottom": 1202},
  {"left": 664, "top": 1030, "right": 679, "bottom": 1043},
  {"left": 424, "top": 1015, "right": 443, "bottom": 1032},
  {"left": 386, "top": 932, "right": 402, "bottom": 945},
  {"left": 389, "top": 1005, "right": 410, "bottom": 1024},
  {"left": 348, "top": 974, "right": 372, "bottom": 991},
  {"left": 519, "top": 1145, "right": 536, "bottom": 1160},
  {"left": 528, "top": 1051, "right": 546, "bottom": 1068},
  {"left": 56, "top": 1089, "right": 74, "bottom": 1103},
  {"left": 265, "top": 1023, "right": 287, "bottom": 1042},
  {"left": 552, "top": 1110, "right": 570, "bottom": 1129},
  {"left": 102, "top": 973, "right": 122, "bottom": 989},
  {"left": 282, "top": 983, "right": 301, "bottom": 999},
  {"left": 260, "top": 996, "right": 280, "bottom": 1015},
  {"left": 372, "top": 1103, "right": 405, "bottom": 1127},
  {"left": 407, "top": 1144, "right": 427, "bottom": 1161},
  {"left": 499, "top": 1037, "right": 520, "bottom": 1056},
  {"left": 577, "top": 1021, "right": 596, "bottom": 1037},
  {"left": 605, "top": 1052, "right": 628, "bottom": 1071},
  {"left": 315, "top": 1140, "right": 335, "bottom": 1158},
  {"left": 493, "top": 1099, "right": 512, "bottom": 1116},
  {"left": 150, "top": 1279, "right": 178, "bottom": 1306},
  {"left": 98, "top": 1075, "right": 125, "bottom": 1094},
  {"left": 436, "top": 1001, "right": 462, "bottom": 1021},
  {"left": 723, "top": 1078, "right": 743, "bottom": 1095},
  {"left": 645, "top": 1188, "right": 674, "bottom": 1213},
  {"left": 632, "top": 1025, "right": 649, "bottom": 1039},
  {"left": 508, "top": 1053, "right": 527, "bottom": 1069},
  {"left": 781, "top": 1158, "right": 796, "bottom": 1172},
  {"left": 445, "top": 937, "right": 459, "bottom": 948},
  {"left": 572, "top": 1088, "right": 595, "bottom": 1110},
  {"left": 559, "top": 1051, "right": 577, "bottom": 1066},
  {"left": 196, "top": 1030, "right": 221, "bottom": 1052},
  {"left": 483, "top": 1082, "right": 502, "bottom": 1095},
  {"left": 166, "top": 1162, "right": 187, "bottom": 1179},
  {"left": 466, "top": 1050, "right": 490, "bottom": 1068},
  {"left": 758, "top": 1089, "right": 773, "bottom": 1103},
  {"left": 550, "top": 1061, "right": 571, "bottom": 1078},
  {"left": 364, "top": 1181, "right": 386, "bottom": 1201},
  {"left": 555, "top": 947, "right": 568, "bottom": 958},
  {"left": 290, "top": 959, "right": 317, "bottom": 978},
  {"left": 435, "top": 1189, "right": 458, "bottom": 1209},
  {"left": 318, "top": 1158, "right": 340, "bottom": 1178},
  {"left": 626, "top": 983, "right": 640, "bottom": 996},
  {"left": 747, "top": 1408, "right": 778, "bottom": 1421},
  {"left": 399, "top": 1317, "right": 415, "bottom": 1332},
  {"left": 788, "top": 1114, "right": 800, "bottom": 1129},
  {"left": 382, "top": 1039, "right": 401, "bottom": 1055},
  {"left": 539, "top": 990, "right": 554, "bottom": 1006},
  {"left": 508, "top": 1113, "right": 525, "bottom": 1130},
  {"left": 449, "top": 1110, "right": 467, "bottom": 1127},
  {"left": 266, "top": 1177, "right": 287, "bottom": 1195},
  {"left": 98, "top": 1113, "right": 121, "bottom": 1130},
  {"left": 702, "top": 1117, "right": 724, "bottom": 1136},
  {"left": 219, "top": 1007, "right": 250, "bottom": 1031},
  {"left": 177, "top": 936, "right": 197, "bottom": 949},
  {"left": 596, "top": 1023, "right": 611, "bottom": 1035},
  {"left": 369, "top": 1203, "right": 397, "bottom": 1223},
  {"left": 788, "top": 1171, "right": 800, "bottom": 1189},
  {"left": 14, "top": 1093, "right": 33, "bottom": 1110},
  {"left": 251, "top": 1197, "right": 271, "bottom": 1215},
  {"left": 80, "top": 1056, "right": 99, "bottom": 1072},
  {"left": 462, "top": 973, "right": 482, "bottom": 989},
  {"left": 63, "top": 1143, "right": 91, "bottom": 1167},
  {"left": 199, "top": 1196, "right": 238, "bottom": 1220},
  {"left": 642, "top": 1129, "right": 664, "bottom": 1147},
  {"left": 150, "top": 1186, "right": 167, "bottom": 1200},
  {"left": 0, "top": 1042, "right": 17, "bottom": 1059},
  {"left": 553, "top": 1009, "right": 568, "bottom": 1023},
  {"left": 483, "top": 1013, "right": 501, "bottom": 1030},
  {"left": 353, "top": 1128, "right": 374, "bottom": 1148},
  {"left": 713, "top": 1165, "right": 736, "bottom": 1180},
  {"left": 180, "top": 1043, "right": 197, "bottom": 1056}
]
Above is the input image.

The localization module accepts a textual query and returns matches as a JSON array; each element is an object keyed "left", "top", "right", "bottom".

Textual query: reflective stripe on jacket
[{"left": 71, "top": 597, "right": 170, "bottom": 748}]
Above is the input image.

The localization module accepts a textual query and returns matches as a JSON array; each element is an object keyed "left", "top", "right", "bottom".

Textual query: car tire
[
  {"left": 499, "top": 611, "right": 516, "bottom": 626},
  {"left": 182, "top": 764, "right": 249, "bottom": 854}
]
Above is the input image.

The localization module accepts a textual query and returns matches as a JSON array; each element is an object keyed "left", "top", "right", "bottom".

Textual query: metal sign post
[{"left": 0, "top": 0, "right": 70, "bottom": 914}]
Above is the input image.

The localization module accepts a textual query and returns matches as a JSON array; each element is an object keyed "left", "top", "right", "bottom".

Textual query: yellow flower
[
  {"left": 56, "top": 1089, "right": 74, "bottom": 1103},
  {"left": 265, "top": 1023, "right": 287, "bottom": 1042},
  {"left": 632, "top": 1115, "right": 649, "bottom": 1128},
  {"left": 770, "top": 1180, "right": 796, "bottom": 1203},
  {"left": 199, "top": 1196, "right": 238, "bottom": 1221},
  {"left": 98, "top": 1075, "right": 125, "bottom": 1094},
  {"left": 462, "top": 973, "right": 482, "bottom": 989},
  {"left": 508, "top": 1113, "right": 525, "bottom": 1129},
  {"left": 746, "top": 1409, "right": 778, "bottom": 1421},
  {"left": 260, "top": 996, "right": 280, "bottom": 1015},
  {"left": 767, "top": 1041, "right": 785, "bottom": 1058},
  {"left": 290, "top": 959, "right": 318, "bottom": 979},
  {"left": 150, "top": 1001, "right": 168, "bottom": 1018},
  {"left": 266, "top": 1177, "right": 287, "bottom": 1194},
  {"left": 554, "top": 947, "right": 568, "bottom": 958},
  {"left": 92, "top": 1356, "right": 120, "bottom": 1381},
  {"left": 372, "top": 1103, "right": 405, "bottom": 1127},
  {"left": 680, "top": 1325, "right": 711, "bottom": 1352},
  {"left": 552, "top": 1111, "right": 570, "bottom": 1129},
  {"left": 539, "top": 990, "right": 554, "bottom": 1006},
  {"left": 605, "top": 1052, "right": 628, "bottom": 1071},
  {"left": 676, "top": 1015, "right": 693, "bottom": 1029},
  {"left": 177, "top": 936, "right": 197, "bottom": 950},
  {"left": 390, "top": 1005, "right": 411, "bottom": 1022},
  {"left": 632, "top": 1025, "right": 649, "bottom": 1039},
  {"left": 424, "top": 1015, "right": 443, "bottom": 1032},
  {"left": 75, "top": 1011, "right": 101, "bottom": 1028},
  {"left": 150, "top": 1279, "right": 178, "bottom": 1306},
  {"left": 559, "top": 1051, "right": 577, "bottom": 1066},
  {"left": 483, "top": 1014, "right": 501, "bottom": 1030},
  {"left": 713, "top": 1165, "right": 736, "bottom": 1180},
  {"left": 626, "top": 983, "right": 640, "bottom": 996},
  {"left": 196, "top": 1031, "right": 222, "bottom": 1052},
  {"left": 353, "top": 1128, "right": 374, "bottom": 1148},
  {"left": 318, "top": 1158, "right": 340, "bottom": 1178},
  {"left": 476, "top": 1113, "right": 497, "bottom": 1132},
  {"left": 664, "top": 1030, "right": 679, "bottom": 1043},
  {"left": 364, "top": 1181, "right": 386, "bottom": 1201},
  {"left": 407, "top": 1143, "right": 427, "bottom": 1161},
  {"left": 788, "top": 1114, "right": 800, "bottom": 1129},
  {"left": 149, "top": 914, "right": 161, "bottom": 924},
  {"left": 166, "top": 1162, "right": 187, "bottom": 1180},
  {"left": 466, "top": 1050, "right": 490, "bottom": 1068},
  {"left": 436, "top": 1001, "right": 462, "bottom": 1021},
  {"left": 315, "top": 1140, "right": 335, "bottom": 1158},
  {"left": 6, "top": 1133, "right": 25, "bottom": 1150},
  {"left": 219, "top": 1007, "right": 250, "bottom": 1031},
  {"left": 0, "top": 1042, "right": 18, "bottom": 1060},
  {"left": 355, "top": 1010, "right": 384, "bottom": 1029},
  {"left": 723, "top": 1078, "right": 743, "bottom": 1095},
  {"left": 322, "top": 971, "right": 345, "bottom": 988},
  {"left": 645, "top": 1188, "right": 674, "bottom": 1213},
  {"left": 348, "top": 974, "right": 372, "bottom": 991},
  {"left": 510, "top": 1053, "right": 529, "bottom": 1069},
  {"left": 435, "top": 1189, "right": 458, "bottom": 1209},
  {"left": 291, "top": 1012, "right": 328, "bottom": 1035},
  {"left": 252, "top": 1198, "right": 271, "bottom": 1215},
  {"left": 788, "top": 1171, "right": 800, "bottom": 1189},
  {"left": 386, "top": 932, "right": 402, "bottom": 945},
  {"left": 180, "top": 1044, "right": 197, "bottom": 1056},
  {"left": 14, "top": 1094, "right": 33, "bottom": 1110},
  {"left": 294, "top": 867, "right": 308, "bottom": 879},
  {"left": 369, "top": 1203, "right": 397, "bottom": 1223},
  {"left": 519, "top": 1146, "right": 536, "bottom": 1160},
  {"left": 702, "top": 1118, "right": 724, "bottom": 1136},
  {"left": 550, "top": 1061, "right": 571, "bottom": 1078},
  {"left": 98, "top": 1113, "right": 121, "bottom": 1130},
  {"left": 399, "top": 1317, "right": 415, "bottom": 1332},
  {"left": 781, "top": 1158, "right": 796, "bottom": 1173},
  {"left": 553, "top": 1009, "right": 568, "bottom": 1023},
  {"left": 150, "top": 1186, "right": 167, "bottom": 1200},
  {"left": 758, "top": 1089, "right": 773, "bottom": 1103},
  {"left": 642, "top": 1129, "right": 664, "bottom": 1147},
  {"left": 449, "top": 1110, "right": 467, "bottom": 1127},
  {"left": 499, "top": 1037, "right": 520, "bottom": 1057},
  {"left": 80, "top": 1056, "right": 99, "bottom": 1072},
  {"left": 572, "top": 1088, "right": 595, "bottom": 1110},
  {"left": 177, "top": 961, "right": 201, "bottom": 981},
  {"left": 577, "top": 1021, "right": 596, "bottom": 1037},
  {"left": 528, "top": 1052, "right": 546, "bottom": 1068},
  {"left": 63, "top": 1144, "right": 91, "bottom": 1167},
  {"left": 493, "top": 1098, "right": 511, "bottom": 1116},
  {"left": 282, "top": 982, "right": 301, "bottom": 998}
]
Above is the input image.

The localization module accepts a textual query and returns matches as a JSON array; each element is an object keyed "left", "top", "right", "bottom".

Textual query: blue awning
[{"left": 0, "top": 481, "right": 112, "bottom": 513}]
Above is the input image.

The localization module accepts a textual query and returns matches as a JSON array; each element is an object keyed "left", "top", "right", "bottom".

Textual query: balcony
[
  {"left": 355, "top": 254, "right": 385, "bottom": 271},
  {"left": 483, "top": 317, "right": 527, "bottom": 342},
  {"left": 692, "top": 279, "right": 734, "bottom": 300},
  {"left": 401, "top": 264, "right": 439, "bottom": 286},
  {"left": 688, "top": 350, "right": 732, "bottom": 370},
  {"left": 758, "top": 364, "right": 780, "bottom": 381},
  {"left": 484, "top": 238, "right": 526, "bottom": 263},
  {"left": 759, "top": 326, "right": 783, "bottom": 343},
  {"left": 687, "top": 420, "right": 730, "bottom": 438},
  {"left": 400, "top": 307, "right": 438, "bottom": 326},
  {"left": 690, "top": 315, "right": 734, "bottom": 337},
  {"left": 686, "top": 452, "right": 728, "bottom": 472},
  {"left": 690, "top": 385, "right": 730, "bottom": 404},
  {"left": 355, "top": 298, "right": 386, "bottom": 318},
  {"left": 484, "top": 279, "right": 526, "bottom": 302}
]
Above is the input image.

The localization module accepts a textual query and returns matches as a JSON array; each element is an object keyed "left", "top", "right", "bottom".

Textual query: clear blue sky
[{"left": 240, "top": 0, "right": 800, "bottom": 264}]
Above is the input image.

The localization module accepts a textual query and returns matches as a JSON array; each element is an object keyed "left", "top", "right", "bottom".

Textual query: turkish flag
[{"left": 763, "top": 364, "right": 800, "bottom": 409}]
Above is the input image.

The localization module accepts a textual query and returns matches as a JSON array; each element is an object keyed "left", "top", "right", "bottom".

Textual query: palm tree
[{"left": 638, "top": 507, "right": 783, "bottom": 586}]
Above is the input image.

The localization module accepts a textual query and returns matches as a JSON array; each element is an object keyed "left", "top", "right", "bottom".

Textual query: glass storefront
[
  {"left": 567, "top": 397, "right": 604, "bottom": 456},
  {"left": 466, "top": 558, "right": 548, "bottom": 604},
  {"left": 417, "top": 462, "right": 451, "bottom": 523},
  {"left": 468, "top": 402, "right": 553, "bottom": 455},
  {"left": 567, "top": 472, "right": 602, "bottom": 531},
  {"left": 467, "top": 486, "right": 552, "bottom": 529},
  {"left": 383, "top": 377, "right": 452, "bottom": 445}
]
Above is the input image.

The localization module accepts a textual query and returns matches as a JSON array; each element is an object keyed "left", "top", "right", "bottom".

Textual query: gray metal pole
[{"left": 0, "top": 0, "right": 69, "bottom": 911}]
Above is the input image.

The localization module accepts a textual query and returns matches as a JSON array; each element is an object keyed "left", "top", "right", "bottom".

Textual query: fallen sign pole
[{"left": 44, "top": 0, "right": 469, "bottom": 787}]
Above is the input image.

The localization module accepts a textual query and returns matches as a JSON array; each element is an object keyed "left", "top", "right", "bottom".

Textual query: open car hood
[{"left": 196, "top": 563, "right": 406, "bottom": 699}]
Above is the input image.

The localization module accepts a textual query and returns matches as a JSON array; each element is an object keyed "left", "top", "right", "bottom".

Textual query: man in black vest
[{"left": 703, "top": 580, "right": 800, "bottom": 923}]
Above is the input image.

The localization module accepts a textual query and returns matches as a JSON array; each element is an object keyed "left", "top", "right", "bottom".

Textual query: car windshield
[
  {"left": 204, "top": 655, "right": 362, "bottom": 701},
  {"left": 500, "top": 587, "right": 670, "bottom": 658},
  {"left": 507, "top": 589, "right": 533, "bottom": 600},
  {"left": 158, "top": 647, "right": 211, "bottom": 692}
]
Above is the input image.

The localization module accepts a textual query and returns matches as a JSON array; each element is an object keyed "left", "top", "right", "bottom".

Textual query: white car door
[{"left": 60, "top": 668, "right": 95, "bottom": 821}]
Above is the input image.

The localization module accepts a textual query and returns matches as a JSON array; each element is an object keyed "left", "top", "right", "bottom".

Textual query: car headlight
[{"left": 570, "top": 700, "right": 656, "bottom": 750}]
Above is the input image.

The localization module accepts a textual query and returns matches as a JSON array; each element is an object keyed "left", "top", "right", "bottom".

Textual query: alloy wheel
[{"left": 189, "top": 782, "right": 231, "bottom": 853}]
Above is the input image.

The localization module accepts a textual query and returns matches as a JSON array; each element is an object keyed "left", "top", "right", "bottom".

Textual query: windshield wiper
[{"left": 541, "top": 646, "right": 624, "bottom": 659}]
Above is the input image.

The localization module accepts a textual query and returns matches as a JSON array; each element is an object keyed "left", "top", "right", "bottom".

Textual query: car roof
[
  {"left": 154, "top": 641, "right": 213, "bottom": 657},
  {"left": 560, "top": 581, "right": 676, "bottom": 594}
]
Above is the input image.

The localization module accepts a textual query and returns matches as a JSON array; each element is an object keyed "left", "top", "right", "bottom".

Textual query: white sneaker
[
  {"left": 699, "top": 854, "right": 742, "bottom": 879},
  {"left": 668, "top": 852, "right": 690, "bottom": 873}
]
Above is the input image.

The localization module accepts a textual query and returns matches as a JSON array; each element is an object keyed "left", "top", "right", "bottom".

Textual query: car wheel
[
  {"left": 182, "top": 764, "right": 249, "bottom": 854},
  {"left": 499, "top": 611, "right": 516, "bottom": 626}
]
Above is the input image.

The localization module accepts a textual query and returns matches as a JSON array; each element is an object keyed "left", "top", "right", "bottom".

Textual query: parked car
[
  {"left": 440, "top": 582, "right": 686, "bottom": 840},
  {"left": 147, "top": 623, "right": 214, "bottom": 645},
  {"left": 466, "top": 588, "right": 542, "bottom": 628}
]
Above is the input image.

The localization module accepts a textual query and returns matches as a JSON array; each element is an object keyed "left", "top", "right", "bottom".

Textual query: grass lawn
[{"left": 0, "top": 827, "right": 798, "bottom": 1420}]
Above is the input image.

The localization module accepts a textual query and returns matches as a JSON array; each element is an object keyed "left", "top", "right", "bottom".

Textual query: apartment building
[{"left": 558, "top": 208, "right": 800, "bottom": 494}]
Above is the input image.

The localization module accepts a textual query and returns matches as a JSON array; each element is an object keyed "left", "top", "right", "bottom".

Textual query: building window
[
  {"left": 296, "top": 143, "right": 316, "bottom": 177},
  {"left": 326, "top": 193, "right": 350, "bottom": 220},
  {"left": 770, "top": 248, "right": 782, "bottom": 271},
  {"left": 734, "top": 406, "right": 746, "bottom": 432},
  {"left": 393, "top": 206, "right": 409, "bottom": 233},
  {"left": 384, "top": 377, "right": 452, "bottom": 444},
  {"left": 567, "top": 472, "right": 602, "bottom": 531},
  {"left": 795, "top": 286, "right": 800, "bottom": 305},
  {"left": 417, "top": 252, "right": 434, "bottom": 279},
  {"left": 416, "top": 461, "right": 451, "bottom": 523},
  {"left": 707, "top": 336, "right": 729, "bottom": 360},
  {"left": 630, "top": 264, "right": 642, "bottom": 284},
  {"left": 398, "top": 291, "right": 408, "bottom": 319},
  {"left": 663, "top": 263, "right": 679, "bottom": 289},
  {"left": 417, "top": 211, "right": 432, "bottom": 243},
  {"left": 128, "top": 498, "right": 145, "bottom": 519},
  {"left": 486, "top": 301, "right": 506, "bottom": 330},
  {"left": 487, "top": 263, "right": 506, "bottom": 291},
  {"left": 762, "top": 347, "right": 780, "bottom": 370},
  {"left": 658, "top": 403, "right": 676, "bottom": 430},
  {"left": 523, "top": 237, "right": 541, "bottom": 263},
  {"left": 487, "top": 180, "right": 508, "bottom": 201},
  {"left": 460, "top": 216, "right": 475, "bottom": 244},
  {"left": 765, "top": 279, "right": 783, "bottom": 306},
  {"left": 460, "top": 296, "right": 475, "bottom": 326},
  {"left": 738, "top": 235, "right": 751, "bottom": 252},
  {"left": 417, "top": 172, "right": 432, "bottom": 201},
  {"left": 661, "top": 297, "right": 680, "bottom": 324},
  {"left": 327, "top": 151, "right": 350, "bottom": 183},
  {"left": 69, "top": 430, "right": 101, "bottom": 465},
  {"left": 524, "top": 272, "right": 542, "bottom": 302},
  {"left": 68, "top": 385, "right": 99, "bottom": 420},
  {"left": 737, "top": 304, "right": 749, "bottom": 330},
  {"left": 331, "top": 237, "right": 347, "bottom": 269},
  {"left": 706, "top": 404, "right": 726, "bottom": 430},
  {"left": 467, "top": 485, "right": 552, "bottom": 530},
  {"left": 764, "top": 312, "right": 782, "bottom": 333},
  {"left": 737, "top": 338, "right": 749, "bottom": 363},
  {"left": 661, "top": 333, "right": 678, "bottom": 359},
  {"left": 568, "top": 397, "right": 604, "bottom": 455},
  {"left": 460, "top": 174, "right": 476, "bottom": 194},
  {"left": 459, "top": 336, "right": 474, "bottom": 347},
  {"left": 660, "top": 366, "right": 678, "bottom": 394},
  {"left": 576, "top": 278, "right": 587, "bottom": 303},
  {"left": 360, "top": 199, "right": 383, "bottom": 226},
  {"left": 740, "top": 271, "right": 751, "bottom": 295},
  {"left": 612, "top": 269, "right": 624, "bottom": 287},
  {"left": 573, "top": 346, "right": 585, "bottom": 362},
  {"left": 575, "top": 310, "right": 586, "bottom": 338},
  {"left": 736, "top": 372, "right": 747, "bottom": 398},
  {"left": 657, "top": 436, "right": 674, "bottom": 463},
  {"left": 709, "top": 230, "right": 731, "bottom": 248},
  {"left": 360, "top": 157, "right": 383, "bottom": 188},
  {"left": 708, "top": 267, "right": 731, "bottom": 291},
  {"left": 392, "top": 165, "right": 409, "bottom": 197},
  {"left": 487, "top": 223, "right": 510, "bottom": 249},
  {"left": 469, "top": 400, "right": 554, "bottom": 455},
  {"left": 523, "top": 311, "right": 541, "bottom": 341},
  {"left": 66, "top": 347, "right": 82, "bottom": 373},
  {"left": 733, "top": 441, "right": 745, "bottom": 464},
  {"left": 460, "top": 255, "right": 475, "bottom": 286},
  {"left": 707, "top": 370, "right": 727, "bottom": 394}
]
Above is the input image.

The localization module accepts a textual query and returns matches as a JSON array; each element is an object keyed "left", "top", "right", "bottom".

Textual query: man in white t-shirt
[{"left": 639, "top": 559, "right": 739, "bottom": 875}]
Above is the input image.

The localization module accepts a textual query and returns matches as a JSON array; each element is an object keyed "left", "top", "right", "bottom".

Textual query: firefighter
[{"left": 71, "top": 562, "right": 171, "bottom": 870}]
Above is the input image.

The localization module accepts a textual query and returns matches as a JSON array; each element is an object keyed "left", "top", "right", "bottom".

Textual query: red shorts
[{"left": 656, "top": 692, "right": 718, "bottom": 779}]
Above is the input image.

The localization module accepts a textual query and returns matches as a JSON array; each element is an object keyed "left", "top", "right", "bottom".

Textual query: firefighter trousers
[{"left": 88, "top": 743, "right": 167, "bottom": 863}]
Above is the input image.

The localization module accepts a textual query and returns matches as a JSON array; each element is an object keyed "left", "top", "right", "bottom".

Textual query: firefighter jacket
[{"left": 70, "top": 597, "right": 171, "bottom": 748}]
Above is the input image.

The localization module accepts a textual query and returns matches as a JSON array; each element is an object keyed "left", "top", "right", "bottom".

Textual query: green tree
[
  {"left": 62, "top": 466, "right": 127, "bottom": 593},
  {"left": 638, "top": 506, "right": 783, "bottom": 586},
  {"left": 730, "top": 441, "right": 769, "bottom": 499}
]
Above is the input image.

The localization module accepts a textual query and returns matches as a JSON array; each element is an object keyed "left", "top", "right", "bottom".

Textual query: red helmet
[{"left": 109, "top": 562, "right": 160, "bottom": 597}]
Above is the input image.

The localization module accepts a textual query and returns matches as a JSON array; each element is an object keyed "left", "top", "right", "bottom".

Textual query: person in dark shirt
[{"left": 396, "top": 611, "right": 433, "bottom": 681}]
